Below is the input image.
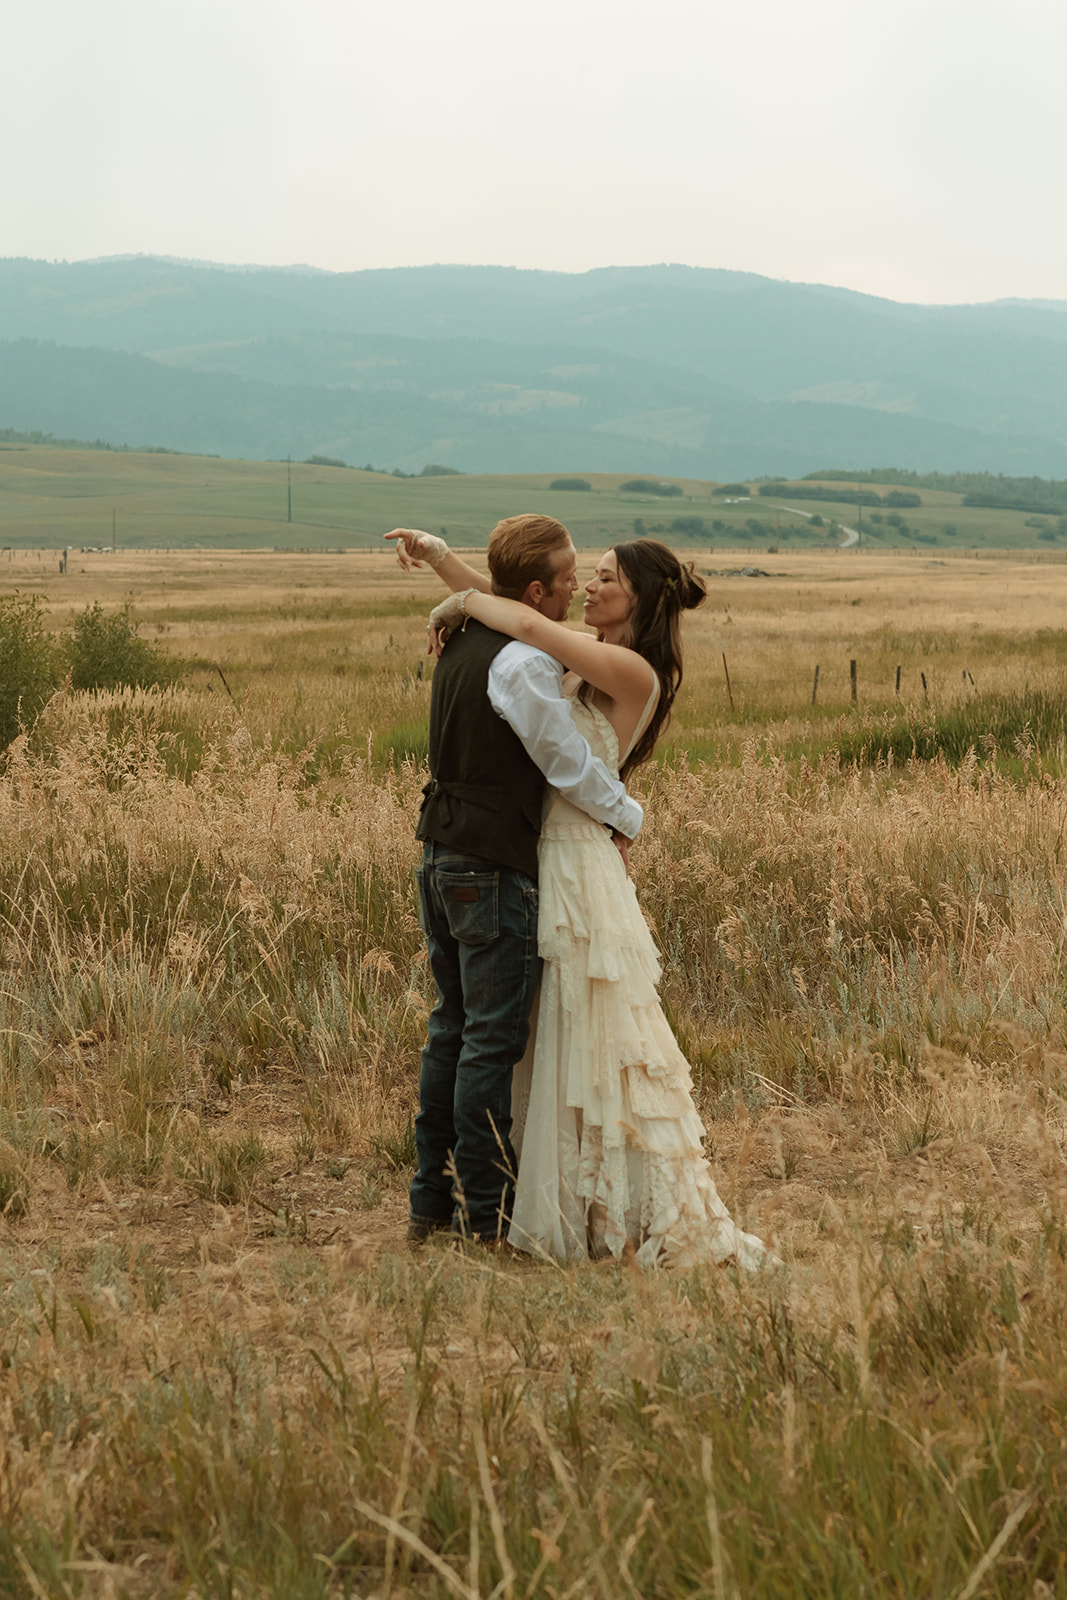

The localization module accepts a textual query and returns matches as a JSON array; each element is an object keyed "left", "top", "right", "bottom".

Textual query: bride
[{"left": 388, "top": 528, "right": 772, "bottom": 1271}]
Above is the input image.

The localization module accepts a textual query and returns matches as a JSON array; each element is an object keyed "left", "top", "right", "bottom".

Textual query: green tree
[
  {"left": 0, "top": 593, "right": 58, "bottom": 750},
  {"left": 67, "top": 603, "right": 182, "bottom": 693},
  {"left": 620, "top": 479, "right": 683, "bottom": 498}
]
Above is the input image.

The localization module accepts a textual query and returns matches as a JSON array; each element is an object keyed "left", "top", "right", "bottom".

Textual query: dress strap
[{"left": 622, "top": 678, "right": 660, "bottom": 762}]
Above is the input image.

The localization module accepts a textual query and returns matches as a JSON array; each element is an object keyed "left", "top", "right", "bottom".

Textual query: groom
[{"left": 401, "top": 514, "right": 643, "bottom": 1245}]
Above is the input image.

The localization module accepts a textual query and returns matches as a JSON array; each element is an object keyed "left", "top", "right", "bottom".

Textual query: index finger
[{"left": 383, "top": 529, "right": 422, "bottom": 571}]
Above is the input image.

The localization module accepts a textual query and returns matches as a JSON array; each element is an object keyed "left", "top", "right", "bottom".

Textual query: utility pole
[
  {"left": 112, "top": 508, "right": 116, "bottom": 552},
  {"left": 287, "top": 457, "right": 292, "bottom": 524}
]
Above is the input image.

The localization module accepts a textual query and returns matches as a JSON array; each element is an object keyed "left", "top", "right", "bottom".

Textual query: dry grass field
[{"left": 2, "top": 545, "right": 1067, "bottom": 1596}]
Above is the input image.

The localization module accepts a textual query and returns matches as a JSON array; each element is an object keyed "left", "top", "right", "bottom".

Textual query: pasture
[
  {"left": 2, "top": 441, "right": 1065, "bottom": 552},
  {"left": 1, "top": 544, "right": 1067, "bottom": 1596}
]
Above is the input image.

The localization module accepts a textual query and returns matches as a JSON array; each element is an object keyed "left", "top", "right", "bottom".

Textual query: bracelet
[{"left": 458, "top": 587, "right": 479, "bottom": 628}]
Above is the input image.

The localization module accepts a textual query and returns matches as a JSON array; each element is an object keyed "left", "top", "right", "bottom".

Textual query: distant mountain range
[{"left": 0, "top": 257, "right": 1065, "bottom": 477}]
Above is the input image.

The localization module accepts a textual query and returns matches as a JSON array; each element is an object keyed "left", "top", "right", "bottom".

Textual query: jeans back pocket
[{"left": 437, "top": 869, "right": 499, "bottom": 947}]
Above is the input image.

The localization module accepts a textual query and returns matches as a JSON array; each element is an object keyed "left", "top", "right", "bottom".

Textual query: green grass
[
  {"left": 838, "top": 688, "right": 1067, "bottom": 774},
  {"left": 2, "top": 445, "right": 1065, "bottom": 550}
]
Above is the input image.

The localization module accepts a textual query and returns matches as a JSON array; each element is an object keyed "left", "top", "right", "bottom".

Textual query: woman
[{"left": 388, "top": 528, "right": 772, "bottom": 1271}]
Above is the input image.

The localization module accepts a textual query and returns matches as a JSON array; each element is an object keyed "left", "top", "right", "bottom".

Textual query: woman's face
[{"left": 583, "top": 550, "right": 636, "bottom": 637}]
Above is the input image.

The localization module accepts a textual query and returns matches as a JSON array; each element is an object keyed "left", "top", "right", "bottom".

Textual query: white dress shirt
[{"left": 487, "top": 641, "right": 643, "bottom": 839}]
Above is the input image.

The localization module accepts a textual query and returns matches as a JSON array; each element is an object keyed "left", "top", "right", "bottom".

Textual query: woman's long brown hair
[{"left": 582, "top": 539, "right": 707, "bottom": 779}]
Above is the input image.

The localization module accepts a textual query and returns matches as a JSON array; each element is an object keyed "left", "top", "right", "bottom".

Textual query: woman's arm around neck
[{"left": 462, "top": 591, "right": 657, "bottom": 710}]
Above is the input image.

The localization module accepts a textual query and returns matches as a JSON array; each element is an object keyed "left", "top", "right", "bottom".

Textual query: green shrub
[
  {"left": 668, "top": 515, "right": 707, "bottom": 538},
  {"left": 0, "top": 593, "right": 58, "bottom": 750},
  {"left": 549, "top": 477, "right": 591, "bottom": 491},
  {"left": 67, "top": 603, "right": 183, "bottom": 693}
]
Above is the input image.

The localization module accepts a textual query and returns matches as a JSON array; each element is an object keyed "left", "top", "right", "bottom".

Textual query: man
[{"left": 387, "top": 515, "right": 642, "bottom": 1245}]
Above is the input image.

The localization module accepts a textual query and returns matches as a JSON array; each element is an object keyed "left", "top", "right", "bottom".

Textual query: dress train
[{"left": 508, "top": 695, "right": 770, "bottom": 1270}]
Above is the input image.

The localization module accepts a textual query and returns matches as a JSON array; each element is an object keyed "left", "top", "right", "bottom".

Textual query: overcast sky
[{"left": 4, "top": 0, "right": 1065, "bottom": 305}]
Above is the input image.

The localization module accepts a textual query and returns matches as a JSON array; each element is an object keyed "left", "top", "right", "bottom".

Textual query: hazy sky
[{"left": 5, "top": 0, "right": 1065, "bottom": 305}]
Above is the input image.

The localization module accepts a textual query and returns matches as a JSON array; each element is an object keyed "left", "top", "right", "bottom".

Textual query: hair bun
[{"left": 679, "top": 562, "right": 707, "bottom": 611}]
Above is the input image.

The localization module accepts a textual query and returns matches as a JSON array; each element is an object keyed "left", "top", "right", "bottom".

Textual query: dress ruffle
[{"left": 509, "top": 703, "right": 770, "bottom": 1272}]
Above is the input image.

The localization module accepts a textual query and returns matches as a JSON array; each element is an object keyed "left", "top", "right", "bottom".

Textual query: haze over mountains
[{"left": 1, "top": 257, "right": 1065, "bottom": 478}]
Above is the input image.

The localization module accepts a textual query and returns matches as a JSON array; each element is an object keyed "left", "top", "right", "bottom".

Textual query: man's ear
[{"left": 519, "top": 579, "right": 545, "bottom": 609}]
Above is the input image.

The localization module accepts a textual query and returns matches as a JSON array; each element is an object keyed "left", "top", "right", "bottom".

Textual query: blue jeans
[{"left": 409, "top": 842, "right": 541, "bottom": 1240}]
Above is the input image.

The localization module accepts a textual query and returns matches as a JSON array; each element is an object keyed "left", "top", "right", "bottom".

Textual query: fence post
[
  {"left": 721, "top": 651, "right": 734, "bottom": 712},
  {"left": 895, "top": 665, "right": 901, "bottom": 695},
  {"left": 850, "top": 659, "right": 857, "bottom": 703},
  {"left": 811, "top": 665, "right": 819, "bottom": 705}
]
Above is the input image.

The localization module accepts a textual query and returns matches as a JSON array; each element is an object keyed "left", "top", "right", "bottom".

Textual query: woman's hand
[
  {"left": 425, "top": 589, "right": 479, "bottom": 657},
  {"left": 384, "top": 529, "right": 450, "bottom": 571},
  {"left": 428, "top": 592, "right": 468, "bottom": 635}
]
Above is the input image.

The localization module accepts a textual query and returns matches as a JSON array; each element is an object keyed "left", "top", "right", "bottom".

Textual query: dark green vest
[{"left": 416, "top": 620, "right": 545, "bottom": 878}]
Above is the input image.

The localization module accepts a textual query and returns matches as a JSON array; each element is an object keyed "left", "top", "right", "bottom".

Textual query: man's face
[{"left": 535, "top": 544, "right": 578, "bottom": 622}]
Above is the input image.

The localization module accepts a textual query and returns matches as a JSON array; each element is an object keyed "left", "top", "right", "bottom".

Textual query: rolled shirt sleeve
[{"left": 488, "top": 642, "right": 643, "bottom": 838}]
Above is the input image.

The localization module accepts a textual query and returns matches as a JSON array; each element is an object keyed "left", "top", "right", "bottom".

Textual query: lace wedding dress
[{"left": 508, "top": 691, "right": 770, "bottom": 1270}]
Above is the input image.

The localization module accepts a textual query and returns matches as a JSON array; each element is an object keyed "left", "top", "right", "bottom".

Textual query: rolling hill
[{"left": 1, "top": 258, "right": 1065, "bottom": 478}]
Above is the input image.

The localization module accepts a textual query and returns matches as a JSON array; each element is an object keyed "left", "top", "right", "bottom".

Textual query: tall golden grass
[{"left": 1, "top": 551, "right": 1067, "bottom": 1594}]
